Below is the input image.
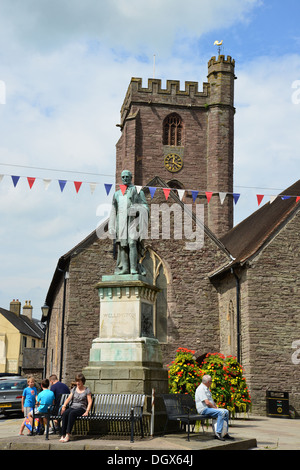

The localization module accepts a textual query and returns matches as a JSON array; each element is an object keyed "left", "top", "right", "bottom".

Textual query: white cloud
[
  {"left": 0, "top": 0, "right": 261, "bottom": 56},
  {"left": 234, "top": 53, "right": 300, "bottom": 223}
]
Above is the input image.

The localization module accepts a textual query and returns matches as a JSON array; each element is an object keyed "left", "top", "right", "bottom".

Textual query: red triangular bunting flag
[
  {"left": 257, "top": 194, "right": 264, "bottom": 206},
  {"left": 27, "top": 177, "right": 35, "bottom": 189},
  {"left": 74, "top": 181, "right": 82, "bottom": 193},
  {"left": 296, "top": 196, "right": 300, "bottom": 203},
  {"left": 206, "top": 191, "right": 213, "bottom": 203},
  {"left": 163, "top": 188, "right": 171, "bottom": 200},
  {"left": 120, "top": 184, "right": 127, "bottom": 195}
]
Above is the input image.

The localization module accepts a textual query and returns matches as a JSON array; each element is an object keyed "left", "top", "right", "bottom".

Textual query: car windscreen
[{"left": 0, "top": 380, "right": 28, "bottom": 391}]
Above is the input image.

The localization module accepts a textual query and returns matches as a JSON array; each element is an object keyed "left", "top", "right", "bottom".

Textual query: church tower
[{"left": 116, "top": 55, "right": 236, "bottom": 237}]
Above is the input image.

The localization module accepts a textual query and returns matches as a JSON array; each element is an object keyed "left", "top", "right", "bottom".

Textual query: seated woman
[{"left": 59, "top": 373, "right": 92, "bottom": 442}]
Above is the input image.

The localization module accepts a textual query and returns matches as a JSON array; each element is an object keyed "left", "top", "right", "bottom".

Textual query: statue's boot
[
  {"left": 129, "top": 246, "right": 138, "bottom": 274},
  {"left": 116, "top": 249, "right": 130, "bottom": 274}
]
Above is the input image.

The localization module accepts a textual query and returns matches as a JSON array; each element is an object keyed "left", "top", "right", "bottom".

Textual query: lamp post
[{"left": 41, "top": 303, "right": 50, "bottom": 319}]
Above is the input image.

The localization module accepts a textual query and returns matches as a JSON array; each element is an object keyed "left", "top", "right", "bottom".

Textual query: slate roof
[
  {"left": 0, "top": 307, "right": 45, "bottom": 339},
  {"left": 216, "top": 179, "right": 300, "bottom": 270}
]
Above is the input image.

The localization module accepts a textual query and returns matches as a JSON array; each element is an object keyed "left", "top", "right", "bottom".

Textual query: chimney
[
  {"left": 10, "top": 299, "right": 21, "bottom": 316},
  {"left": 22, "top": 300, "right": 33, "bottom": 320}
]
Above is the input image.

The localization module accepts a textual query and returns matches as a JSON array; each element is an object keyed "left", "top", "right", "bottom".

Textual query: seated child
[{"left": 27, "top": 378, "right": 55, "bottom": 432}]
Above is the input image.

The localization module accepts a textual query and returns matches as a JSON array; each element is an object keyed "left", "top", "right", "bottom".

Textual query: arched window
[
  {"left": 141, "top": 248, "right": 169, "bottom": 343},
  {"left": 163, "top": 113, "right": 182, "bottom": 146}
]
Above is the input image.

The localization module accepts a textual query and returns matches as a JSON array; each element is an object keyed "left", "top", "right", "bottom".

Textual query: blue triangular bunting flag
[
  {"left": 59, "top": 180, "right": 67, "bottom": 192},
  {"left": 281, "top": 195, "right": 291, "bottom": 200},
  {"left": 11, "top": 175, "right": 20, "bottom": 187},
  {"left": 233, "top": 193, "right": 240, "bottom": 204},
  {"left": 104, "top": 183, "right": 112, "bottom": 195},
  {"left": 191, "top": 190, "right": 199, "bottom": 203},
  {"left": 149, "top": 187, "right": 156, "bottom": 198}
]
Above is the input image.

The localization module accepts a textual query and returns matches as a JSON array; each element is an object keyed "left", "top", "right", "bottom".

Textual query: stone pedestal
[{"left": 83, "top": 275, "right": 168, "bottom": 397}]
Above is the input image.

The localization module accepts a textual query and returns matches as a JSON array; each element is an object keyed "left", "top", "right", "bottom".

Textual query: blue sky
[{"left": 0, "top": 0, "right": 300, "bottom": 318}]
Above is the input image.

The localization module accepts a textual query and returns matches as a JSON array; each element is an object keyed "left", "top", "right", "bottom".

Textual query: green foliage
[
  {"left": 167, "top": 349, "right": 252, "bottom": 416},
  {"left": 167, "top": 347, "right": 202, "bottom": 397},
  {"left": 201, "top": 353, "right": 252, "bottom": 416}
]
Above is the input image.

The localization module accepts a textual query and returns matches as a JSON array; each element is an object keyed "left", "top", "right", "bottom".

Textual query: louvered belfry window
[{"left": 163, "top": 113, "right": 182, "bottom": 146}]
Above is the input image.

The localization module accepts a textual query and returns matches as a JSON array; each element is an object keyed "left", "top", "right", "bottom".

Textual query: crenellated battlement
[
  {"left": 120, "top": 55, "right": 235, "bottom": 125},
  {"left": 128, "top": 77, "right": 209, "bottom": 97},
  {"left": 120, "top": 77, "right": 210, "bottom": 125},
  {"left": 208, "top": 55, "right": 235, "bottom": 68}
]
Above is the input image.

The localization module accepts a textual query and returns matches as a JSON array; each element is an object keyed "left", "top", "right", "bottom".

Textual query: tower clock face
[{"left": 164, "top": 153, "right": 183, "bottom": 173}]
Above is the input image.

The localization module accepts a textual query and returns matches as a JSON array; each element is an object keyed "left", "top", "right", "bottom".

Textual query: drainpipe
[
  {"left": 59, "top": 270, "right": 69, "bottom": 382},
  {"left": 231, "top": 267, "right": 241, "bottom": 364}
]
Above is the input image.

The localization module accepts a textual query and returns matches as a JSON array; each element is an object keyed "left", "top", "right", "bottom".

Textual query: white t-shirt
[{"left": 195, "top": 383, "right": 215, "bottom": 413}]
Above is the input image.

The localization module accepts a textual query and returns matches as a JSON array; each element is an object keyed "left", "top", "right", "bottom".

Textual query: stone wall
[
  {"left": 244, "top": 210, "right": 300, "bottom": 415},
  {"left": 214, "top": 209, "right": 300, "bottom": 416}
]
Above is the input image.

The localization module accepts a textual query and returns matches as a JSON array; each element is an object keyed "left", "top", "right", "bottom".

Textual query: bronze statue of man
[{"left": 109, "top": 170, "right": 149, "bottom": 275}]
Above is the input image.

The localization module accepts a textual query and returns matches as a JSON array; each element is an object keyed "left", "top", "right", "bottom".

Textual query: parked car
[{"left": 0, "top": 377, "right": 28, "bottom": 417}]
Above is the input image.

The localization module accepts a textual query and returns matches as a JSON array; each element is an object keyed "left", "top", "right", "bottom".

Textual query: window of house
[{"left": 163, "top": 113, "right": 182, "bottom": 146}]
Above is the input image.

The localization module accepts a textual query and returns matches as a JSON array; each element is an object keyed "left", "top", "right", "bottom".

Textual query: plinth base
[
  {"left": 83, "top": 274, "right": 169, "bottom": 433},
  {"left": 84, "top": 336, "right": 168, "bottom": 395}
]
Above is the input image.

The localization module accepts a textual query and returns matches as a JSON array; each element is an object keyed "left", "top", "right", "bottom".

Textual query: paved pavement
[{"left": 0, "top": 413, "right": 299, "bottom": 454}]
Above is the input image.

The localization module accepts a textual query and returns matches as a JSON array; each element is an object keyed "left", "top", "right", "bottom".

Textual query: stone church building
[{"left": 42, "top": 55, "right": 300, "bottom": 416}]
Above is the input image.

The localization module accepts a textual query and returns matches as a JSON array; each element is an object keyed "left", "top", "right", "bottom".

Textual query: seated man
[{"left": 195, "top": 375, "right": 233, "bottom": 441}]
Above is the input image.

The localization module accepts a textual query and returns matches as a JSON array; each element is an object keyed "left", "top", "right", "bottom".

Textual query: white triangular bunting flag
[
  {"left": 135, "top": 185, "right": 142, "bottom": 194},
  {"left": 43, "top": 179, "right": 51, "bottom": 190},
  {"left": 219, "top": 192, "right": 227, "bottom": 205},
  {"left": 0, "top": 175, "right": 3, "bottom": 183},
  {"left": 269, "top": 195, "right": 277, "bottom": 204},
  {"left": 177, "top": 189, "right": 185, "bottom": 201},
  {"left": 89, "top": 182, "right": 97, "bottom": 194}
]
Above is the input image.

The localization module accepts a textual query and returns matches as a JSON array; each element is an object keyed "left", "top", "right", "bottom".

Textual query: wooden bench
[
  {"left": 161, "top": 393, "right": 208, "bottom": 441},
  {"left": 33, "top": 393, "right": 145, "bottom": 443}
]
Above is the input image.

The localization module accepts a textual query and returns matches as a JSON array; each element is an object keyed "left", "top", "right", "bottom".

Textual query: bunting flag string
[
  {"left": 163, "top": 188, "right": 171, "bottom": 200},
  {"left": 191, "top": 190, "right": 198, "bottom": 203},
  {"left": 43, "top": 179, "right": 51, "bottom": 190},
  {"left": 11, "top": 175, "right": 20, "bottom": 187},
  {"left": 149, "top": 187, "right": 157, "bottom": 198},
  {"left": 257, "top": 194, "right": 264, "bottom": 206},
  {"left": 0, "top": 173, "right": 300, "bottom": 206},
  {"left": 219, "top": 192, "right": 227, "bottom": 205},
  {"left": 27, "top": 177, "right": 35, "bottom": 189},
  {"left": 104, "top": 183, "right": 112, "bottom": 195},
  {"left": 59, "top": 180, "right": 67, "bottom": 192},
  {"left": 205, "top": 191, "right": 213, "bottom": 203},
  {"left": 74, "top": 181, "right": 82, "bottom": 193}
]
